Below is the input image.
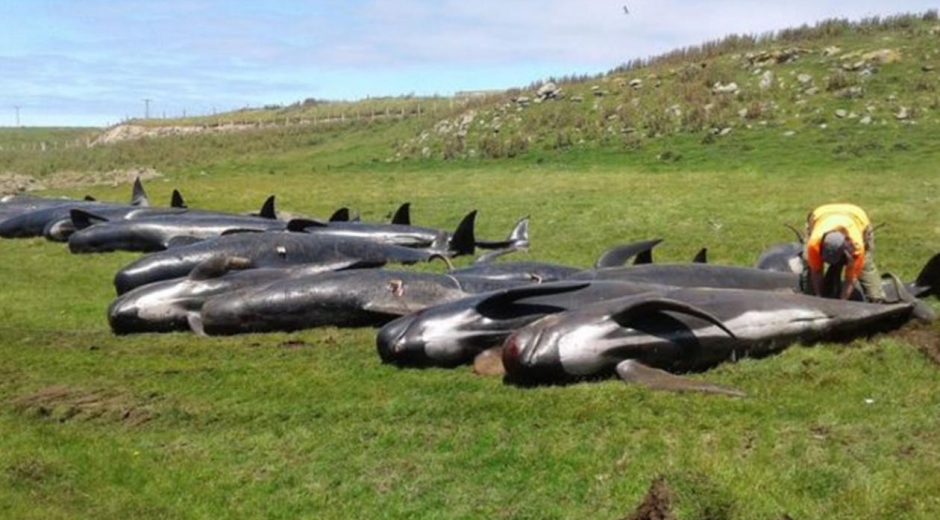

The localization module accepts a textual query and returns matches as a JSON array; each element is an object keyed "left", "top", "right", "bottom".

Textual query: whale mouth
[
  {"left": 376, "top": 314, "right": 421, "bottom": 365},
  {"left": 501, "top": 330, "right": 568, "bottom": 386},
  {"left": 107, "top": 300, "right": 149, "bottom": 335},
  {"left": 501, "top": 333, "right": 523, "bottom": 376}
]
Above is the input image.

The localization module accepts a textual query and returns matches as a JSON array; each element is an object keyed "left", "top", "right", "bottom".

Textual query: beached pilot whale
[
  {"left": 197, "top": 269, "right": 530, "bottom": 335},
  {"left": 501, "top": 287, "right": 921, "bottom": 395},
  {"left": 113, "top": 231, "right": 444, "bottom": 295},
  {"left": 287, "top": 209, "right": 479, "bottom": 257},
  {"left": 377, "top": 254, "right": 940, "bottom": 371},
  {"left": 0, "top": 177, "right": 151, "bottom": 238},
  {"left": 107, "top": 257, "right": 353, "bottom": 334},
  {"left": 376, "top": 281, "right": 665, "bottom": 368},
  {"left": 66, "top": 195, "right": 318, "bottom": 253},
  {"left": 447, "top": 238, "right": 665, "bottom": 284}
]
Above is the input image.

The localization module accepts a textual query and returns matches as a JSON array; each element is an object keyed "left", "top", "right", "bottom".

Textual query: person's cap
[{"left": 821, "top": 231, "right": 847, "bottom": 264}]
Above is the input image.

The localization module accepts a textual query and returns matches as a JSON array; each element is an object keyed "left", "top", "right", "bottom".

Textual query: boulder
[
  {"left": 712, "top": 82, "right": 739, "bottom": 94},
  {"left": 863, "top": 49, "right": 901, "bottom": 65},
  {"left": 536, "top": 82, "right": 560, "bottom": 100},
  {"left": 759, "top": 70, "right": 774, "bottom": 90}
]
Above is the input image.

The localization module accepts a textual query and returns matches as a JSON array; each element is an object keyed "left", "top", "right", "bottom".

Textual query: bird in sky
[{"left": 623, "top": 5, "right": 629, "bottom": 14}]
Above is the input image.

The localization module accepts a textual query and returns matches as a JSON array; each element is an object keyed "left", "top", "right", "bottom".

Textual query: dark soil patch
[
  {"left": 890, "top": 321, "right": 940, "bottom": 367},
  {"left": 622, "top": 476, "right": 676, "bottom": 520},
  {"left": 280, "top": 339, "right": 309, "bottom": 349},
  {"left": 10, "top": 385, "right": 156, "bottom": 426}
]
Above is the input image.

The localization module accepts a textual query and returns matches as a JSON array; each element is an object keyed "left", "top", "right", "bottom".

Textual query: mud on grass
[
  {"left": 623, "top": 476, "right": 676, "bottom": 520},
  {"left": 10, "top": 385, "right": 158, "bottom": 426},
  {"left": 891, "top": 321, "right": 940, "bottom": 367}
]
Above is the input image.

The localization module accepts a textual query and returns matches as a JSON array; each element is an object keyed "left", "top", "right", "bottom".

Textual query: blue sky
[{"left": 2, "top": 0, "right": 937, "bottom": 127}]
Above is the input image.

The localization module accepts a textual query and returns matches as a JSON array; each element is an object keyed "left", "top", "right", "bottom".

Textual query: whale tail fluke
[
  {"left": 474, "top": 216, "right": 529, "bottom": 251},
  {"left": 913, "top": 252, "right": 940, "bottom": 299}
]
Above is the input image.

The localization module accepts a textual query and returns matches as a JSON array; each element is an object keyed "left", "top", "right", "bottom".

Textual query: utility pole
[
  {"left": 143, "top": 98, "right": 151, "bottom": 119},
  {"left": 13, "top": 105, "right": 20, "bottom": 126}
]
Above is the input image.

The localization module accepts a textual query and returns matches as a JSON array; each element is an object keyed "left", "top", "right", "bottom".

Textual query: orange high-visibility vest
[{"left": 805, "top": 203, "right": 870, "bottom": 281}]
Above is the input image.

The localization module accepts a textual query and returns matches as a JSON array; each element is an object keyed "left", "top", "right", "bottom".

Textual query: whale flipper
[
  {"left": 187, "top": 312, "right": 207, "bottom": 337},
  {"left": 616, "top": 360, "right": 745, "bottom": 397},
  {"left": 610, "top": 297, "right": 737, "bottom": 340}
]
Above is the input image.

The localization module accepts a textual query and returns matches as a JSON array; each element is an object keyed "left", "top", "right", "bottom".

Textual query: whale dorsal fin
[
  {"left": 170, "top": 190, "right": 187, "bottom": 208},
  {"left": 329, "top": 207, "right": 351, "bottom": 222},
  {"left": 391, "top": 203, "right": 411, "bottom": 225},
  {"left": 447, "top": 210, "right": 477, "bottom": 257},
  {"left": 130, "top": 177, "right": 150, "bottom": 207},
  {"left": 257, "top": 196, "right": 276, "bottom": 219},
  {"left": 594, "top": 239, "right": 663, "bottom": 268}
]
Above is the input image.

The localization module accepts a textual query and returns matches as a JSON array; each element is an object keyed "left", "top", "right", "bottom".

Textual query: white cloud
[{"left": 1, "top": 0, "right": 937, "bottom": 125}]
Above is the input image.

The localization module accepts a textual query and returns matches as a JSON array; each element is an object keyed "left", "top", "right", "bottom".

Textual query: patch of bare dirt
[
  {"left": 0, "top": 167, "right": 162, "bottom": 195},
  {"left": 5, "top": 458, "right": 59, "bottom": 484},
  {"left": 622, "top": 476, "right": 676, "bottom": 520},
  {"left": 90, "top": 123, "right": 265, "bottom": 146},
  {"left": 10, "top": 384, "right": 157, "bottom": 426},
  {"left": 0, "top": 174, "right": 47, "bottom": 194},
  {"left": 891, "top": 321, "right": 940, "bottom": 367},
  {"left": 279, "top": 339, "right": 309, "bottom": 349}
]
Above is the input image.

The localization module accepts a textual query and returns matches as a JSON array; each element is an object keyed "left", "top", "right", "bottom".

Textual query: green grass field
[{"left": 2, "top": 162, "right": 939, "bottom": 519}]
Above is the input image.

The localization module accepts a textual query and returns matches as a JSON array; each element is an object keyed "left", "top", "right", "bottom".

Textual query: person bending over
[{"left": 804, "top": 203, "right": 885, "bottom": 302}]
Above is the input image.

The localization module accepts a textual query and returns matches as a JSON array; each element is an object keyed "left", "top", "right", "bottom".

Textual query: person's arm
[
  {"left": 810, "top": 268, "right": 824, "bottom": 296},
  {"left": 840, "top": 272, "right": 856, "bottom": 300},
  {"left": 840, "top": 251, "right": 865, "bottom": 300}
]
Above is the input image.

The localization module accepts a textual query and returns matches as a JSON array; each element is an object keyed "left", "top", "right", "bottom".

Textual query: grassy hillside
[
  {"left": 2, "top": 11, "right": 940, "bottom": 520},
  {"left": 4, "top": 12, "right": 940, "bottom": 182}
]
